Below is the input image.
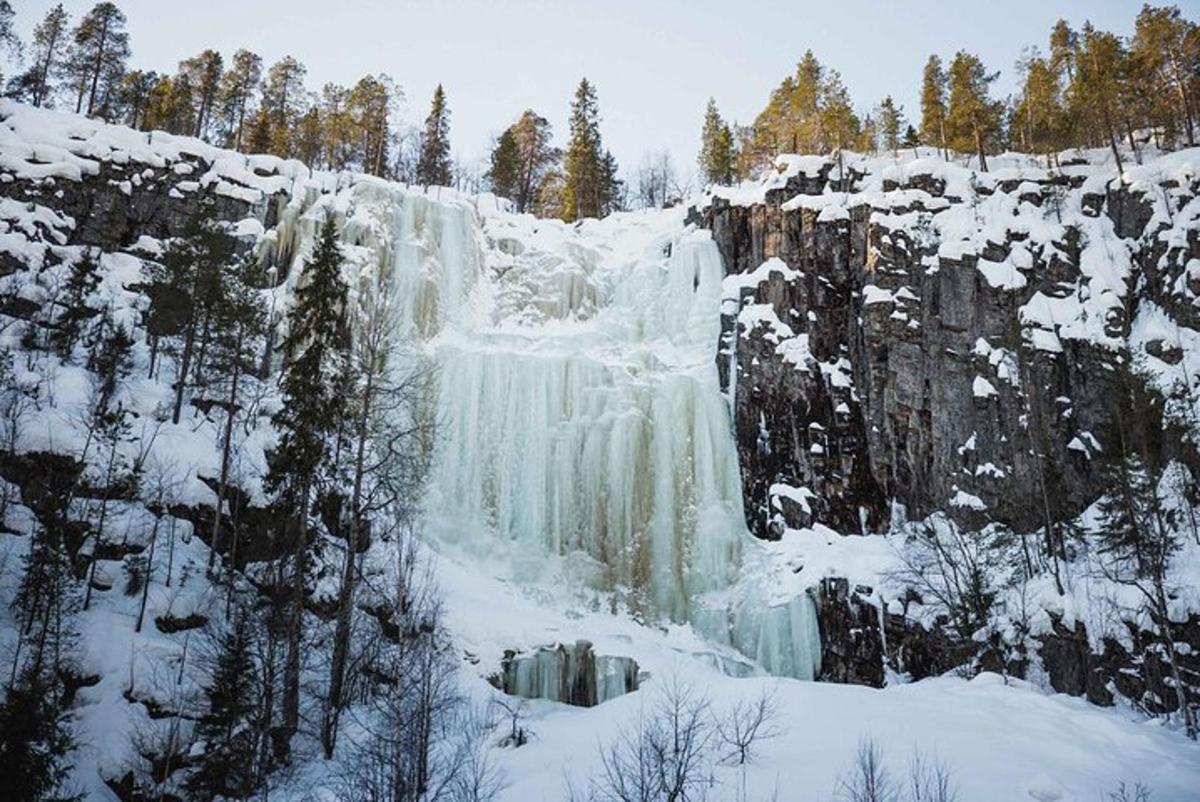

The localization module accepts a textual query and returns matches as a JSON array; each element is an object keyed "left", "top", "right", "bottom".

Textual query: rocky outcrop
[
  {"left": 697, "top": 157, "right": 1175, "bottom": 538},
  {"left": 813, "top": 578, "right": 885, "bottom": 686}
]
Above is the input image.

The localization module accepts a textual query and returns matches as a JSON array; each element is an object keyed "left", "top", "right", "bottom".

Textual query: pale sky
[{"left": 13, "top": 0, "right": 1194, "bottom": 182}]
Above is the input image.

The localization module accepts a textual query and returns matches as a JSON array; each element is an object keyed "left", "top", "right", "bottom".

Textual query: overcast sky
[{"left": 13, "top": 1, "right": 1190, "bottom": 181}]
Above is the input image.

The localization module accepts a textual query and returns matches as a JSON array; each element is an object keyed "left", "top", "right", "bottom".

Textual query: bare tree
[
  {"left": 715, "top": 688, "right": 781, "bottom": 766},
  {"left": 635, "top": 151, "right": 678, "bottom": 210},
  {"left": 835, "top": 738, "right": 899, "bottom": 802},
  {"left": 135, "top": 457, "right": 184, "bottom": 633},
  {"left": 1107, "top": 782, "right": 1152, "bottom": 802},
  {"left": 336, "top": 523, "right": 493, "bottom": 802},
  {"left": 322, "top": 264, "right": 440, "bottom": 758},
  {"left": 592, "top": 676, "right": 716, "bottom": 802},
  {"left": 494, "top": 696, "right": 531, "bottom": 748},
  {"left": 888, "top": 516, "right": 1006, "bottom": 642},
  {"left": 906, "top": 750, "right": 957, "bottom": 802}
]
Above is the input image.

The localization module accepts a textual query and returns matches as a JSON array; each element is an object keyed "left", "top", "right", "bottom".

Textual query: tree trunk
[
  {"left": 974, "top": 127, "right": 988, "bottom": 173},
  {"left": 1169, "top": 53, "right": 1196, "bottom": 146},
  {"left": 135, "top": 511, "right": 161, "bottom": 632},
  {"left": 208, "top": 328, "right": 244, "bottom": 573},
  {"left": 322, "top": 360, "right": 376, "bottom": 758},
  {"left": 83, "top": 433, "right": 120, "bottom": 611},
  {"left": 281, "top": 480, "right": 311, "bottom": 747},
  {"left": 86, "top": 21, "right": 110, "bottom": 117},
  {"left": 172, "top": 320, "right": 197, "bottom": 425}
]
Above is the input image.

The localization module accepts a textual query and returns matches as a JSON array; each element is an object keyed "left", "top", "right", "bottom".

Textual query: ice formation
[
  {"left": 500, "top": 641, "right": 639, "bottom": 707},
  {"left": 269, "top": 177, "right": 820, "bottom": 673}
]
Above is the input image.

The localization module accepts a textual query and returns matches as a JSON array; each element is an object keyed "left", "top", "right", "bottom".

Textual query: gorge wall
[
  {"left": 696, "top": 150, "right": 1200, "bottom": 716},
  {"left": 1, "top": 100, "right": 1198, "bottom": 727},
  {"left": 695, "top": 151, "right": 1200, "bottom": 539}
]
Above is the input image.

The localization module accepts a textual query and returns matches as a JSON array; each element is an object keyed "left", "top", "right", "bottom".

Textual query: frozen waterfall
[{"left": 276, "top": 181, "right": 821, "bottom": 676}]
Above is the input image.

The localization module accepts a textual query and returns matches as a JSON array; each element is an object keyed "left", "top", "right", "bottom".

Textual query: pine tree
[
  {"left": 266, "top": 213, "right": 349, "bottom": 747},
  {"left": 1049, "top": 19, "right": 1078, "bottom": 83},
  {"left": 117, "top": 69, "right": 157, "bottom": 130},
  {"left": 1075, "top": 24, "right": 1130, "bottom": 176},
  {"left": 218, "top": 49, "right": 263, "bottom": 151},
  {"left": 294, "top": 105, "right": 323, "bottom": 167},
  {"left": 877, "top": 96, "right": 905, "bottom": 156},
  {"left": 945, "top": 50, "right": 1002, "bottom": 171},
  {"left": 178, "top": 49, "right": 224, "bottom": 140},
  {"left": 186, "top": 608, "right": 261, "bottom": 800},
  {"left": 0, "top": 1, "right": 18, "bottom": 88},
  {"left": 698, "top": 98, "right": 735, "bottom": 186},
  {"left": 6, "top": 4, "right": 70, "bottom": 108},
  {"left": 65, "top": 2, "right": 130, "bottom": 118},
  {"left": 261, "top": 56, "right": 308, "bottom": 159},
  {"left": 347, "top": 74, "right": 394, "bottom": 176},
  {"left": 1133, "top": 5, "right": 1200, "bottom": 146},
  {"left": 487, "top": 110, "right": 557, "bottom": 212},
  {"left": 920, "top": 54, "right": 949, "bottom": 158},
  {"left": 1015, "top": 52, "right": 1067, "bottom": 159},
  {"left": 416, "top": 84, "right": 452, "bottom": 186}
]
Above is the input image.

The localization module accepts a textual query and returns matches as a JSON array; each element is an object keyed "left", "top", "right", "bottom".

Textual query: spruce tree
[
  {"left": 488, "top": 128, "right": 521, "bottom": 203},
  {"left": 563, "top": 78, "right": 619, "bottom": 221},
  {"left": 0, "top": 669, "right": 80, "bottom": 802},
  {"left": 246, "top": 106, "right": 273, "bottom": 155},
  {"left": 49, "top": 251, "right": 101, "bottom": 361},
  {"left": 416, "top": 84, "right": 452, "bottom": 186},
  {"left": 266, "top": 213, "right": 348, "bottom": 746},
  {"left": 186, "top": 608, "right": 261, "bottom": 800},
  {"left": 698, "top": 98, "right": 735, "bottom": 186},
  {"left": 207, "top": 255, "right": 266, "bottom": 576},
  {"left": 877, "top": 96, "right": 905, "bottom": 156},
  {"left": 146, "top": 204, "right": 234, "bottom": 424}
]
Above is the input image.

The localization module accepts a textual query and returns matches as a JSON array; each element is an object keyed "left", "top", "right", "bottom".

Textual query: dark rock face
[
  {"left": 706, "top": 157, "right": 1200, "bottom": 717},
  {"left": 0, "top": 156, "right": 277, "bottom": 252},
  {"left": 1037, "top": 616, "right": 1113, "bottom": 705},
  {"left": 699, "top": 166, "right": 1154, "bottom": 538},
  {"left": 813, "top": 578, "right": 884, "bottom": 686}
]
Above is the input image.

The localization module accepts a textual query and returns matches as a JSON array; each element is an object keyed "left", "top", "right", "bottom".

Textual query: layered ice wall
[
  {"left": 275, "top": 180, "right": 820, "bottom": 672},
  {"left": 425, "top": 214, "right": 746, "bottom": 622}
]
